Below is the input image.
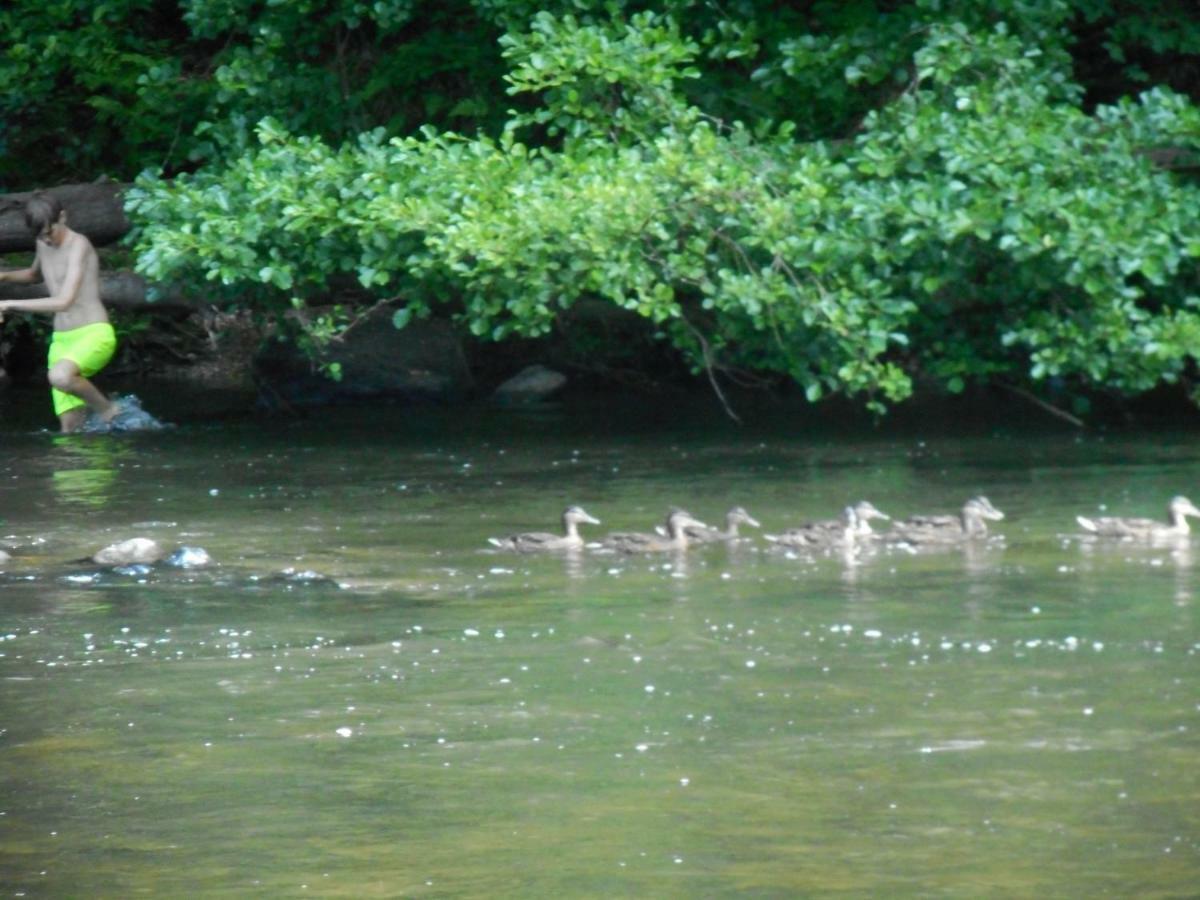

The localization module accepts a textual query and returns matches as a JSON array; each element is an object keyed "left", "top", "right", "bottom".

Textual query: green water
[{"left": 1, "top": 399, "right": 1198, "bottom": 897}]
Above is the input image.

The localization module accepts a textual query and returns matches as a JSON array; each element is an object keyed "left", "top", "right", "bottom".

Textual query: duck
[
  {"left": 655, "top": 506, "right": 761, "bottom": 543},
  {"left": 488, "top": 505, "right": 601, "bottom": 551},
  {"left": 1076, "top": 495, "right": 1200, "bottom": 540},
  {"left": 596, "top": 509, "right": 708, "bottom": 553},
  {"left": 764, "top": 505, "right": 859, "bottom": 548},
  {"left": 843, "top": 501, "right": 890, "bottom": 538},
  {"left": 888, "top": 496, "right": 1005, "bottom": 544},
  {"left": 763, "top": 500, "right": 890, "bottom": 548}
]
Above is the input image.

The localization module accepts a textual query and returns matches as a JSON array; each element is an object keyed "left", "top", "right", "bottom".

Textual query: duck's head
[
  {"left": 563, "top": 505, "right": 601, "bottom": 526},
  {"left": 727, "top": 507, "right": 761, "bottom": 529},
  {"left": 1168, "top": 495, "right": 1200, "bottom": 520},
  {"left": 665, "top": 509, "right": 706, "bottom": 537},
  {"left": 966, "top": 496, "right": 1005, "bottom": 521},
  {"left": 852, "top": 501, "right": 889, "bottom": 523}
]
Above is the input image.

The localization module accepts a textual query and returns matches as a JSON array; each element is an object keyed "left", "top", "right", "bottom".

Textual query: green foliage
[
  {"left": 0, "top": 0, "right": 507, "bottom": 188},
  {"left": 0, "top": 0, "right": 212, "bottom": 185},
  {"left": 9, "top": 0, "right": 1200, "bottom": 414},
  {"left": 501, "top": 10, "right": 702, "bottom": 144}
]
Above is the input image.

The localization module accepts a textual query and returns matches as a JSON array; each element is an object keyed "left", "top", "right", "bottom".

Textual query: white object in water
[{"left": 93, "top": 537, "right": 166, "bottom": 566}]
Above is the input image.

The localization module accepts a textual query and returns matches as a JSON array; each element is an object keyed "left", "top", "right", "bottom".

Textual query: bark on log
[
  {"left": 0, "top": 270, "right": 210, "bottom": 313},
  {"left": 0, "top": 182, "right": 130, "bottom": 253}
]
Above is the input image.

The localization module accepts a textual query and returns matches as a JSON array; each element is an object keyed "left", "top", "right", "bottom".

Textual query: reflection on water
[
  {"left": 1, "top": 405, "right": 1199, "bottom": 895},
  {"left": 48, "top": 434, "right": 125, "bottom": 507},
  {"left": 1076, "top": 532, "right": 1196, "bottom": 568}
]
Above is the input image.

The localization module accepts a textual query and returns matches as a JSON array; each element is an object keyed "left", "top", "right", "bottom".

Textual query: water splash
[{"left": 82, "top": 395, "right": 167, "bottom": 433}]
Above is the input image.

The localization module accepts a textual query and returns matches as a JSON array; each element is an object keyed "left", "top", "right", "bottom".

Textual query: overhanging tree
[{"left": 125, "top": 5, "right": 1200, "bottom": 413}]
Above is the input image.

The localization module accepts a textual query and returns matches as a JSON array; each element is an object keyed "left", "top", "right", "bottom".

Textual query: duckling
[
  {"left": 597, "top": 509, "right": 708, "bottom": 553},
  {"left": 843, "top": 500, "right": 891, "bottom": 538},
  {"left": 488, "top": 505, "right": 600, "bottom": 551},
  {"left": 764, "top": 505, "right": 859, "bottom": 548},
  {"left": 763, "top": 501, "right": 889, "bottom": 548},
  {"left": 655, "top": 506, "right": 761, "bottom": 543},
  {"left": 888, "top": 496, "right": 1004, "bottom": 544},
  {"left": 1076, "top": 495, "right": 1200, "bottom": 540}
]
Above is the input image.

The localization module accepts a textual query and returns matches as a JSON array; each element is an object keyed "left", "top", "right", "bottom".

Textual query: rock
[
  {"left": 493, "top": 365, "right": 567, "bottom": 403},
  {"left": 167, "top": 546, "right": 212, "bottom": 568},
  {"left": 0, "top": 549, "right": 10, "bottom": 565},
  {"left": 93, "top": 538, "right": 167, "bottom": 566},
  {"left": 254, "top": 310, "right": 473, "bottom": 407}
]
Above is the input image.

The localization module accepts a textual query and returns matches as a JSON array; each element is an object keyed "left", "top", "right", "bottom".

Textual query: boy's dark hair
[{"left": 23, "top": 192, "right": 64, "bottom": 236}]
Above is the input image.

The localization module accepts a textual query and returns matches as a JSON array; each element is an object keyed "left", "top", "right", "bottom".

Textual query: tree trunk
[
  {"left": 0, "top": 270, "right": 209, "bottom": 313},
  {"left": 0, "top": 182, "right": 130, "bottom": 253}
]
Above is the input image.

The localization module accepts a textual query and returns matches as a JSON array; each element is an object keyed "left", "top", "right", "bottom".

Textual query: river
[{"left": 1, "top": 391, "right": 1197, "bottom": 895}]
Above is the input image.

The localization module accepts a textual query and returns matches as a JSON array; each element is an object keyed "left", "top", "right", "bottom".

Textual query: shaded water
[{"left": 1, "top": 396, "right": 1198, "bottom": 896}]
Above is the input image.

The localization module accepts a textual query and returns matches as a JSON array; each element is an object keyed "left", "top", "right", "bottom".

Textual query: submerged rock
[
  {"left": 93, "top": 537, "right": 167, "bottom": 566},
  {"left": 113, "top": 563, "right": 154, "bottom": 577},
  {"left": 167, "top": 546, "right": 212, "bottom": 568}
]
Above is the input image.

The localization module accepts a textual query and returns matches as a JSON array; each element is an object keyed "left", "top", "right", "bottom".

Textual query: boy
[{"left": 0, "top": 193, "right": 120, "bottom": 432}]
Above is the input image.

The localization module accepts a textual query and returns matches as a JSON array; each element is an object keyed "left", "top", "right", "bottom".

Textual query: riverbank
[{"left": 3, "top": 298, "right": 1200, "bottom": 431}]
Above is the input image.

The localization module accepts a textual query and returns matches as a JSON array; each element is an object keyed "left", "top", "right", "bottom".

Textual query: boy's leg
[
  {"left": 47, "top": 324, "right": 118, "bottom": 432},
  {"left": 48, "top": 359, "right": 117, "bottom": 432},
  {"left": 58, "top": 405, "right": 88, "bottom": 433}
]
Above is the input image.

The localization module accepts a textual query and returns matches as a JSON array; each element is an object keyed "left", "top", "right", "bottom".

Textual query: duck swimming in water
[
  {"left": 690, "top": 506, "right": 761, "bottom": 543},
  {"left": 764, "top": 506, "right": 857, "bottom": 548},
  {"left": 764, "top": 501, "right": 889, "bottom": 548},
  {"left": 596, "top": 509, "right": 708, "bottom": 553},
  {"left": 656, "top": 506, "right": 761, "bottom": 543},
  {"left": 488, "top": 505, "right": 601, "bottom": 551},
  {"left": 888, "top": 496, "right": 1005, "bottom": 544},
  {"left": 1076, "top": 495, "right": 1200, "bottom": 540}
]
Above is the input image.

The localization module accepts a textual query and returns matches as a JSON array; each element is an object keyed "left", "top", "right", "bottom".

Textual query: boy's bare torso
[{"left": 38, "top": 230, "right": 108, "bottom": 331}]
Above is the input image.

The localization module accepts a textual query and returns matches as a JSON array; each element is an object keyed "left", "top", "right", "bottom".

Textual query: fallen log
[
  {"left": 0, "top": 270, "right": 211, "bottom": 313},
  {"left": 0, "top": 182, "right": 130, "bottom": 253}
]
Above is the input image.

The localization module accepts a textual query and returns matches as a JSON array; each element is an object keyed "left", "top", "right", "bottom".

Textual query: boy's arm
[
  {"left": 0, "top": 256, "right": 41, "bottom": 284},
  {"left": 0, "top": 242, "right": 81, "bottom": 314}
]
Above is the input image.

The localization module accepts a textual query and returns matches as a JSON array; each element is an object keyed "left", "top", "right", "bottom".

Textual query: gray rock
[
  {"left": 93, "top": 538, "right": 167, "bottom": 566},
  {"left": 493, "top": 365, "right": 567, "bottom": 402},
  {"left": 255, "top": 311, "right": 473, "bottom": 407}
]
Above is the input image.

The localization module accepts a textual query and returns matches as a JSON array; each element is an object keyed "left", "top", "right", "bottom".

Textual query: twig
[
  {"left": 326, "top": 297, "right": 396, "bottom": 343},
  {"left": 999, "top": 382, "right": 1085, "bottom": 428},
  {"left": 681, "top": 316, "right": 741, "bottom": 423}
]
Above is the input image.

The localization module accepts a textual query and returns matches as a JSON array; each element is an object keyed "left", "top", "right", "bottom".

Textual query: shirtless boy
[{"left": 0, "top": 193, "right": 120, "bottom": 432}]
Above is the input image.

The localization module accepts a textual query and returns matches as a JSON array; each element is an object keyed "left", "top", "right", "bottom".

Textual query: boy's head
[{"left": 24, "top": 193, "right": 66, "bottom": 241}]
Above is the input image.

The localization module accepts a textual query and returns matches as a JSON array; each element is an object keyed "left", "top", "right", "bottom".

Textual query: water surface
[{"left": 1, "top": 398, "right": 1198, "bottom": 896}]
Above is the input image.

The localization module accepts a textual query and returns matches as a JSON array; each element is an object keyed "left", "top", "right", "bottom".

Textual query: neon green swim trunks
[{"left": 47, "top": 322, "right": 117, "bottom": 416}]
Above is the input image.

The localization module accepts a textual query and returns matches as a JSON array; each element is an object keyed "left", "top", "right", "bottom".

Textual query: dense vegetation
[{"left": 4, "top": 0, "right": 1200, "bottom": 413}]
